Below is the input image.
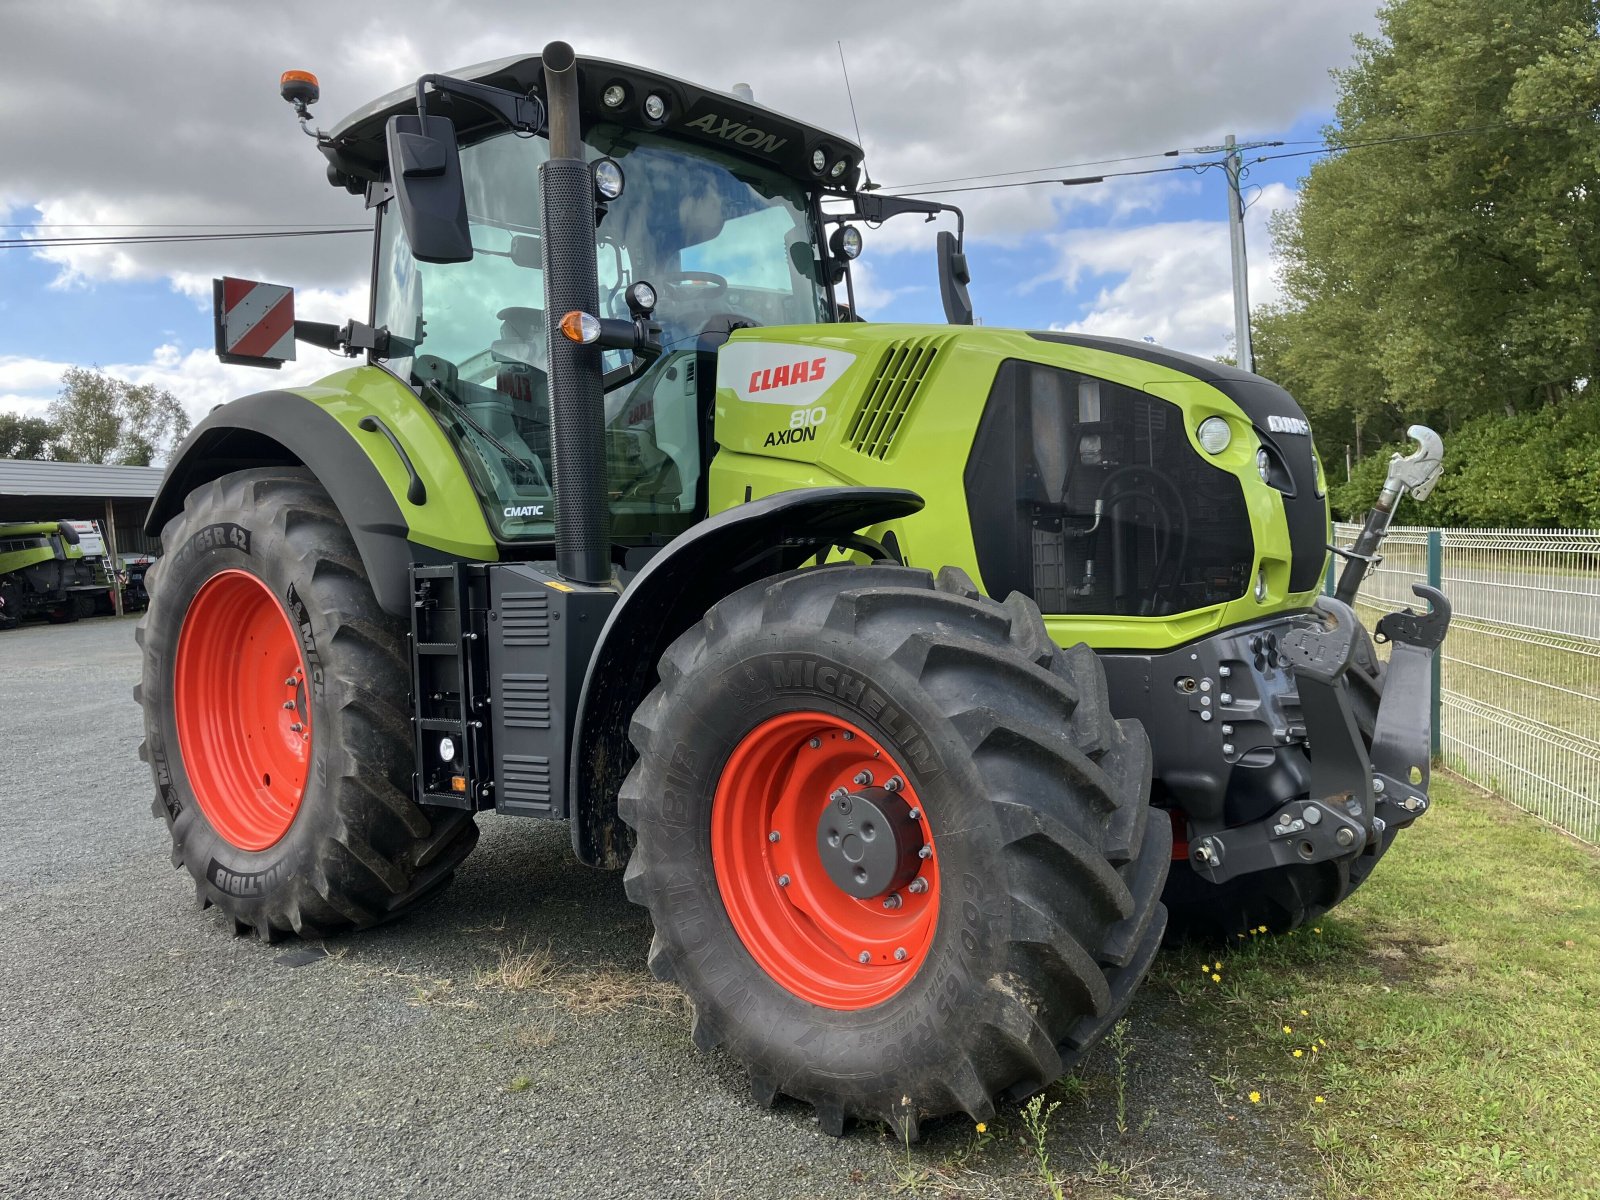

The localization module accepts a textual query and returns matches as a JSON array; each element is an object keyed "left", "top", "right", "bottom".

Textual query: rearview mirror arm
[{"left": 414, "top": 74, "right": 545, "bottom": 136}]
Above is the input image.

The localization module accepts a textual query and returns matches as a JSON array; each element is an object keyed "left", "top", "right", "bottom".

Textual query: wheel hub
[
  {"left": 174, "top": 569, "right": 312, "bottom": 852},
  {"left": 816, "top": 786, "right": 924, "bottom": 899},
  {"left": 711, "top": 710, "right": 940, "bottom": 1010}
]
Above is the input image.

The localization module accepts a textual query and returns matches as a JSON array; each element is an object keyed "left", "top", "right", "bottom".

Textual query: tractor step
[{"left": 408, "top": 561, "right": 617, "bottom": 819}]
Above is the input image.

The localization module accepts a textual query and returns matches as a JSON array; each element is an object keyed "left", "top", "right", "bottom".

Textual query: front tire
[
  {"left": 620, "top": 565, "right": 1168, "bottom": 1137},
  {"left": 136, "top": 468, "right": 478, "bottom": 941}
]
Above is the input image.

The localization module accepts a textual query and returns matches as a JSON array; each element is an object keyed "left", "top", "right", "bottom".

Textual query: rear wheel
[
  {"left": 136, "top": 468, "right": 478, "bottom": 941},
  {"left": 621, "top": 565, "right": 1167, "bottom": 1137},
  {"left": 1162, "top": 624, "right": 1394, "bottom": 941}
]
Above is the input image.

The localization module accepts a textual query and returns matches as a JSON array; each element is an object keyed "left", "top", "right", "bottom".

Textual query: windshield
[{"left": 374, "top": 124, "right": 828, "bottom": 543}]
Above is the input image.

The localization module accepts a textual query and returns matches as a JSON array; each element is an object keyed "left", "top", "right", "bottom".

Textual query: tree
[
  {"left": 1263, "top": 0, "right": 1600, "bottom": 447},
  {"left": 48, "top": 367, "right": 190, "bottom": 466},
  {"left": 0, "top": 412, "right": 64, "bottom": 460}
]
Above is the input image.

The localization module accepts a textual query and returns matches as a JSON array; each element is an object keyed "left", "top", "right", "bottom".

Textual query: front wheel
[
  {"left": 620, "top": 565, "right": 1168, "bottom": 1137},
  {"left": 136, "top": 468, "right": 478, "bottom": 941}
]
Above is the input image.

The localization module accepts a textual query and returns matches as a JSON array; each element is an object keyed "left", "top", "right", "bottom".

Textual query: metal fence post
[
  {"left": 1324, "top": 548, "right": 1335, "bottom": 597},
  {"left": 1427, "top": 529, "right": 1442, "bottom": 759}
]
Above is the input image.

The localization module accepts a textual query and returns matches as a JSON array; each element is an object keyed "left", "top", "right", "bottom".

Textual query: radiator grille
[{"left": 846, "top": 338, "right": 944, "bottom": 459}]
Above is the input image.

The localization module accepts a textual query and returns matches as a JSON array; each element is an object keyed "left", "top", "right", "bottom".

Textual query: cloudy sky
[{"left": 0, "top": 0, "right": 1380, "bottom": 430}]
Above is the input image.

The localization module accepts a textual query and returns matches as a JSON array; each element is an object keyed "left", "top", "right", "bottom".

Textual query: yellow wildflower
[
  {"left": 1258, "top": 925, "right": 1268, "bottom": 933},
  {"left": 1249, "top": 1091, "right": 1261, "bottom": 1104},
  {"left": 1314, "top": 1096, "right": 1326, "bottom": 1104},
  {"left": 976, "top": 1122, "right": 987, "bottom": 1134},
  {"left": 1214, "top": 961, "right": 1222, "bottom": 970},
  {"left": 1293, "top": 1049, "right": 1304, "bottom": 1059},
  {"left": 1211, "top": 973, "right": 1221, "bottom": 983},
  {"left": 1299, "top": 1009, "right": 1309, "bottom": 1016},
  {"left": 1282, "top": 1025, "right": 1293, "bottom": 1034},
  {"left": 1313, "top": 927, "right": 1322, "bottom": 935}
]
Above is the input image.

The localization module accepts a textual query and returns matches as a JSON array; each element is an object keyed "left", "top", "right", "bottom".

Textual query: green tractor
[
  {"left": 1, "top": 520, "right": 114, "bottom": 626},
  {"left": 137, "top": 43, "right": 1449, "bottom": 1136}
]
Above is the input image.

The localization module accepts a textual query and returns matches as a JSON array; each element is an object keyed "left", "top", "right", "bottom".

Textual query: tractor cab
[{"left": 315, "top": 54, "right": 873, "bottom": 547}]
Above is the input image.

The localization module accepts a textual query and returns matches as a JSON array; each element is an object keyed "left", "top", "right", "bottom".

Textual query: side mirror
[
  {"left": 937, "top": 231, "right": 973, "bottom": 326},
  {"left": 385, "top": 113, "right": 472, "bottom": 264}
]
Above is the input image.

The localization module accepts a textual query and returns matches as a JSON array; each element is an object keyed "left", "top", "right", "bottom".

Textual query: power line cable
[
  {"left": 882, "top": 109, "right": 1594, "bottom": 198},
  {"left": 0, "top": 228, "right": 369, "bottom": 250}
]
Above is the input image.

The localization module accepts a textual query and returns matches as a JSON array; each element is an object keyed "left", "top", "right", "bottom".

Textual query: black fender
[
  {"left": 144, "top": 391, "right": 433, "bottom": 615},
  {"left": 569, "top": 485, "right": 925, "bottom": 867}
]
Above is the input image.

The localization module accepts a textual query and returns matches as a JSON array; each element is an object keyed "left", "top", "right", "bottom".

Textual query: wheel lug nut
[
  {"left": 830, "top": 788, "right": 848, "bottom": 803},
  {"left": 882, "top": 893, "right": 902, "bottom": 910},
  {"left": 284, "top": 677, "right": 296, "bottom": 687},
  {"left": 894, "top": 947, "right": 907, "bottom": 962},
  {"left": 853, "top": 770, "right": 873, "bottom": 786},
  {"left": 777, "top": 874, "right": 791, "bottom": 887},
  {"left": 908, "top": 877, "right": 928, "bottom": 894},
  {"left": 289, "top": 723, "right": 303, "bottom": 732},
  {"left": 808, "top": 738, "right": 820, "bottom": 749},
  {"left": 283, "top": 701, "right": 295, "bottom": 710},
  {"left": 768, "top": 831, "right": 780, "bottom": 843},
  {"left": 908, "top": 807, "right": 921, "bottom": 821},
  {"left": 918, "top": 845, "right": 932, "bottom": 860},
  {"left": 858, "top": 951, "right": 871, "bottom": 964},
  {"left": 842, "top": 731, "right": 854, "bottom": 741},
  {"left": 884, "top": 775, "right": 903, "bottom": 792}
]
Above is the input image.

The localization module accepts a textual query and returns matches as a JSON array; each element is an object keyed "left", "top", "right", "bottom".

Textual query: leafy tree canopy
[
  {"left": 1262, "top": 0, "right": 1600, "bottom": 461},
  {"left": 47, "top": 367, "right": 190, "bottom": 466}
]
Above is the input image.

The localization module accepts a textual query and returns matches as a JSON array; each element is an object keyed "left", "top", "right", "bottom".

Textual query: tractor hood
[{"left": 319, "top": 53, "right": 863, "bottom": 193}]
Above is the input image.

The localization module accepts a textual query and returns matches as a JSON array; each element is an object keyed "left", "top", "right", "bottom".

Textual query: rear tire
[
  {"left": 1162, "top": 623, "right": 1395, "bottom": 941},
  {"left": 136, "top": 468, "right": 478, "bottom": 941},
  {"left": 620, "top": 565, "right": 1167, "bottom": 1138}
]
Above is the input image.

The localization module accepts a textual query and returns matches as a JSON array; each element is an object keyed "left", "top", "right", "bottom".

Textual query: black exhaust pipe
[{"left": 539, "top": 41, "right": 610, "bottom": 585}]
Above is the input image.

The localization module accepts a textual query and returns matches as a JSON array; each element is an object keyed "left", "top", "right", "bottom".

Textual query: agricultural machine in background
[
  {"left": 137, "top": 43, "right": 1449, "bottom": 1136},
  {"left": 0, "top": 519, "right": 136, "bottom": 626}
]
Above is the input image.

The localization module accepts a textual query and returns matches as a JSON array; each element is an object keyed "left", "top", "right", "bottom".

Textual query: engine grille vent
[{"left": 846, "top": 338, "right": 945, "bottom": 459}]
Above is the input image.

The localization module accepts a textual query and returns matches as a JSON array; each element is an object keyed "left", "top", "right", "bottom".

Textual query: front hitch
[{"left": 1188, "top": 588, "right": 1452, "bottom": 885}]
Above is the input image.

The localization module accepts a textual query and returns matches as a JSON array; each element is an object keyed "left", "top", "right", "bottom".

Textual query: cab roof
[{"left": 321, "top": 52, "right": 864, "bottom": 192}]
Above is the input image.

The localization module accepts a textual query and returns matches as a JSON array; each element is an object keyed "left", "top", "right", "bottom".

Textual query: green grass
[{"left": 1150, "top": 773, "right": 1600, "bottom": 1199}]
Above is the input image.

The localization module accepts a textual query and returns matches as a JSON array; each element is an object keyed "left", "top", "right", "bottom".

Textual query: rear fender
[
  {"left": 144, "top": 368, "right": 497, "bottom": 615},
  {"left": 570, "top": 486, "right": 924, "bottom": 867}
]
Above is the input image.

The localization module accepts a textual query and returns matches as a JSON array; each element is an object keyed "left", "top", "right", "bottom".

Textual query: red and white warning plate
[{"left": 216, "top": 277, "right": 296, "bottom": 364}]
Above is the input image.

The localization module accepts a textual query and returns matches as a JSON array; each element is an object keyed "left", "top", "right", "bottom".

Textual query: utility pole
[
  {"left": 1176, "top": 134, "right": 1282, "bottom": 371},
  {"left": 1224, "top": 134, "right": 1253, "bottom": 373}
]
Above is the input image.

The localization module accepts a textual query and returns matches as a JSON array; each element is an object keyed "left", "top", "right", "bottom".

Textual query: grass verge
[{"left": 1150, "top": 773, "right": 1600, "bottom": 1198}]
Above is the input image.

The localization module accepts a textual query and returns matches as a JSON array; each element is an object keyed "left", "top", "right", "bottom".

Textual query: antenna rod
[{"left": 837, "top": 42, "right": 875, "bottom": 190}]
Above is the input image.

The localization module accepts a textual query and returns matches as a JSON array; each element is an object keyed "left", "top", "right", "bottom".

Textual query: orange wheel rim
[
  {"left": 711, "top": 711, "right": 940, "bottom": 1010},
  {"left": 174, "top": 569, "right": 311, "bottom": 851}
]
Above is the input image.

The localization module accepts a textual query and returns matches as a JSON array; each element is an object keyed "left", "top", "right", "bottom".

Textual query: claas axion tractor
[{"left": 137, "top": 43, "right": 1451, "bottom": 1136}]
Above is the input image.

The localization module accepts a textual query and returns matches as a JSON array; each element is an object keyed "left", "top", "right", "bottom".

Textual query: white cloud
[
  {"left": 1045, "top": 181, "right": 1296, "bottom": 357},
  {"left": 0, "top": 280, "right": 370, "bottom": 434},
  {"left": 0, "top": 1, "right": 1375, "bottom": 287}
]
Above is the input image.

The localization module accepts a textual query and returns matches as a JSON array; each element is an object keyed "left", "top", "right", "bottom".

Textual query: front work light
[
  {"left": 1256, "top": 448, "right": 1272, "bottom": 484},
  {"left": 592, "top": 157, "right": 625, "bottom": 201},
  {"left": 643, "top": 93, "right": 667, "bottom": 121},
  {"left": 626, "top": 280, "right": 657, "bottom": 316},
  {"left": 812, "top": 148, "right": 828, "bottom": 173},
  {"left": 1196, "top": 416, "right": 1232, "bottom": 455},
  {"left": 602, "top": 83, "right": 627, "bottom": 108},
  {"left": 830, "top": 225, "right": 863, "bottom": 260}
]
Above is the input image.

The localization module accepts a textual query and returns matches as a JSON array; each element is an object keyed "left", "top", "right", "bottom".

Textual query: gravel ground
[{"left": 0, "top": 617, "right": 1317, "bottom": 1199}]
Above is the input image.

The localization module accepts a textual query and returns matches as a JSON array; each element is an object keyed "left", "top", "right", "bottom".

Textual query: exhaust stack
[{"left": 539, "top": 41, "right": 610, "bottom": 585}]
